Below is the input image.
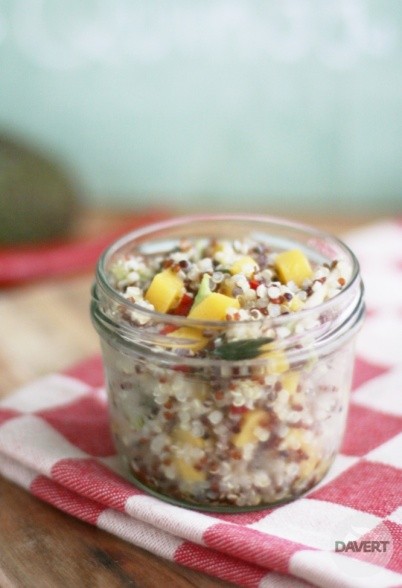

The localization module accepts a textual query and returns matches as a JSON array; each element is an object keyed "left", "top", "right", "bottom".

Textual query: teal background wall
[{"left": 0, "top": 0, "right": 401, "bottom": 213}]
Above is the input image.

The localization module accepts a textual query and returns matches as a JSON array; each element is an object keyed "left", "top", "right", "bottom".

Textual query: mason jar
[{"left": 91, "top": 215, "right": 364, "bottom": 512}]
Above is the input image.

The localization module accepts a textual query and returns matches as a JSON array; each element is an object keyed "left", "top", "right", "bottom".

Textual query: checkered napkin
[{"left": 1, "top": 221, "right": 401, "bottom": 588}]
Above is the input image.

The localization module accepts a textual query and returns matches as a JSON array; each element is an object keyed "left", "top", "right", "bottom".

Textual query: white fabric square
[
  {"left": 346, "top": 222, "right": 402, "bottom": 268},
  {"left": 126, "top": 495, "right": 218, "bottom": 544},
  {"left": 0, "top": 415, "right": 87, "bottom": 476},
  {"left": 306, "top": 454, "right": 358, "bottom": 494},
  {"left": 352, "top": 369, "right": 402, "bottom": 416},
  {"left": 290, "top": 549, "right": 402, "bottom": 588},
  {"left": 259, "top": 571, "right": 312, "bottom": 587},
  {"left": 0, "top": 453, "right": 37, "bottom": 489},
  {"left": 250, "top": 499, "right": 380, "bottom": 550},
  {"left": 356, "top": 317, "right": 402, "bottom": 367},
  {"left": 356, "top": 272, "right": 402, "bottom": 312},
  {"left": 0, "top": 374, "right": 89, "bottom": 412},
  {"left": 388, "top": 506, "right": 402, "bottom": 525},
  {"left": 98, "top": 509, "right": 183, "bottom": 560},
  {"left": 98, "top": 455, "right": 123, "bottom": 474},
  {"left": 365, "top": 433, "right": 402, "bottom": 469}
]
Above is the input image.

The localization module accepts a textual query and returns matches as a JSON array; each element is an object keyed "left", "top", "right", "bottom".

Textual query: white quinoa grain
[
  {"left": 268, "top": 303, "right": 281, "bottom": 318},
  {"left": 268, "top": 285, "right": 281, "bottom": 299},
  {"left": 276, "top": 326, "right": 291, "bottom": 339},
  {"left": 261, "top": 269, "right": 274, "bottom": 282},
  {"left": 253, "top": 471, "right": 270, "bottom": 488},
  {"left": 163, "top": 465, "right": 177, "bottom": 480},
  {"left": 208, "top": 410, "right": 223, "bottom": 425},
  {"left": 243, "top": 444, "right": 255, "bottom": 461},
  {"left": 191, "top": 421, "right": 205, "bottom": 437},
  {"left": 212, "top": 271, "right": 224, "bottom": 283},
  {"left": 277, "top": 424, "right": 289, "bottom": 438},
  {"left": 150, "top": 434, "right": 167, "bottom": 454},
  {"left": 197, "top": 258, "right": 213, "bottom": 273},
  {"left": 278, "top": 389, "right": 289, "bottom": 403},
  {"left": 254, "top": 427, "right": 270, "bottom": 442},
  {"left": 287, "top": 411, "right": 301, "bottom": 424}
]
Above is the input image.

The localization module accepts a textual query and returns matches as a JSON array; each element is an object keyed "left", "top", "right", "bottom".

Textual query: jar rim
[{"left": 95, "top": 213, "right": 362, "bottom": 329}]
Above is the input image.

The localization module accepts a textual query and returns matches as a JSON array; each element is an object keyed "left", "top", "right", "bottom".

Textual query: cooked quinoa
[{"left": 109, "top": 237, "right": 351, "bottom": 330}]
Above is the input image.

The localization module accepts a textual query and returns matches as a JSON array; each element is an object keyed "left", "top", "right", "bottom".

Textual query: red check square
[
  {"left": 37, "top": 393, "right": 115, "bottom": 457},
  {"left": 63, "top": 355, "right": 105, "bottom": 388},
  {"left": 0, "top": 408, "right": 20, "bottom": 426},
  {"left": 309, "top": 461, "right": 402, "bottom": 517},
  {"left": 352, "top": 356, "right": 390, "bottom": 391},
  {"left": 342, "top": 404, "right": 402, "bottom": 457}
]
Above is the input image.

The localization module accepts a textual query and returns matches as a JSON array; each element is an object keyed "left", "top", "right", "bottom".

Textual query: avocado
[
  {"left": 0, "top": 134, "right": 79, "bottom": 244},
  {"left": 192, "top": 273, "right": 212, "bottom": 308}
]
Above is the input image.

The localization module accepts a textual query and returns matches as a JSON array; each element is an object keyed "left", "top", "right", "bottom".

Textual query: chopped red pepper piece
[
  {"left": 230, "top": 405, "right": 249, "bottom": 415},
  {"left": 160, "top": 324, "right": 177, "bottom": 335},
  {"left": 249, "top": 279, "right": 260, "bottom": 290},
  {"left": 173, "top": 364, "right": 191, "bottom": 373},
  {"left": 171, "top": 293, "right": 194, "bottom": 316}
]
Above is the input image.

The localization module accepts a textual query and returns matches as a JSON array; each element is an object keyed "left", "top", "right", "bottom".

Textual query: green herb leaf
[{"left": 212, "top": 337, "right": 274, "bottom": 360}]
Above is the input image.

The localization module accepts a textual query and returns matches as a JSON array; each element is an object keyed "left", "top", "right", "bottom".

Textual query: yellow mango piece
[
  {"left": 260, "top": 348, "right": 289, "bottom": 374},
  {"left": 288, "top": 296, "right": 304, "bottom": 312},
  {"left": 280, "top": 371, "right": 300, "bottom": 395},
  {"left": 188, "top": 292, "right": 240, "bottom": 321},
  {"left": 219, "top": 278, "right": 234, "bottom": 297},
  {"left": 166, "top": 327, "right": 208, "bottom": 351},
  {"left": 145, "top": 269, "right": 184, "bottom": 313},
  {"left": 230, "top": 256, "right": 258, "bottom": 278},
  {"left": 299, "top": 453, "right": 320, "bottom": 478},
  {"left": 172, "top": 428, "right": 205, "bottom": 448},
  {"left": 284, "top": 428, "right": 305, "bottom": 450},
  {"left": 232, "top": 409, "right": 268, "bottom": 448},
  {"left": 282, "top": 429, "right": 320, "bottom": 479},
  {"left": 309, "top": 457, "right": 330, "bottom": 481},
  {"left": 210, "top": 240, "right": 225, "bottom": 253},
  {"left": 173, "top": 457, "right": 206, "bottom": 483},
  {"left": 274, "top": 249, "right": 313, "bottom": 287}
]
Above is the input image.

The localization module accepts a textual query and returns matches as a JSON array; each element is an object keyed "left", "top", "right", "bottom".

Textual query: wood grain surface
[{"left": 0, "top": 209, "right": 383, "bottom": 587}]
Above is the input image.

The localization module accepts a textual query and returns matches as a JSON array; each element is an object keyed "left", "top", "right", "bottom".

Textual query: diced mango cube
[
  {"left": 232, "top": 409, "right": 268, "bottom": 448},
  {"left": 219, "top": 278, "right": 234, "bottom": 297},
  {"left": 145, "top": 269, "right": 184, "bottom": 313},
  {"left": 172, "top": 428, "right": 206, "bottom": 482},
  {"left": 260, "top": 348, "right": 289, "bottom": 374},
  {"left": 288, "top": 296, "right": 304, "bottom": 312},
  {"left": 173, "top": 457, "right": 206, "bottom": 483},
  {"left": 280, "top": 371, "right": 300, "bottom": 395},
  {"left": 230, "top": 256, "right": 258, "bottom": 278},
  {"left": 299, "top": 453, "right": 320, "bottom": 478},
  {"left": 282, "top": 429, "right": 320, "bottom": 479},
  {"left": 188, "top": 293, "right": 240, "bottom": 321},
  {"left": 284, "top": 428, "right": 305, "bottom": 450},
  {"left": 274, "top": 249, "right": 312, "bottom": 287},
  {"left": 166, "top": 327, "right": 208, "bottom": 351},
  {"left": 172, "top": 428, "right": 205, "bottom": 448}
]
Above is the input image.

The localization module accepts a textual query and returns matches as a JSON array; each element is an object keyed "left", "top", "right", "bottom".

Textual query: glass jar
[{"left": 91, "top": 215, "right": 364, "bottom": 512}]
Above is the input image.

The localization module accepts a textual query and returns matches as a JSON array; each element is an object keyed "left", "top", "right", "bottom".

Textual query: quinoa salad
[{"left": 97, "top": 235, "right": 356, "bottom": 509}]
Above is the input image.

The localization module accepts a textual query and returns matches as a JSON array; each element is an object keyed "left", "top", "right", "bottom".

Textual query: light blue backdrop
[{"left": 0, "top": 0, "right": 401, "bottom": 213}]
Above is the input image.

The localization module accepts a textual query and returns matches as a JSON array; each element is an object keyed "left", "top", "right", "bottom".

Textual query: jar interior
[
  {"left": 92, "top": 215, "right": 364, "bottom": 511},
  {"left": 101, "top": 335, "right": 356, "bottom": 511}
]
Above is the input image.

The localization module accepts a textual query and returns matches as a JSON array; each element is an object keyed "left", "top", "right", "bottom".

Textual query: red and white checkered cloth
[{"left": 1, "top": 220, "right": 401, "bottom": 588}]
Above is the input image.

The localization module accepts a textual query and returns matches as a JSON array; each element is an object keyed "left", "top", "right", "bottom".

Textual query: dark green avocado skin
[{"left": 0, "top": 135, "right": 79, "bottom": 244}]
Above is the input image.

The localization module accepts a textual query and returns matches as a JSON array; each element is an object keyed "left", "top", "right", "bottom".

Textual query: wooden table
[{"left": 0, "top": 210, "right": 382, "bottom": 587}]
